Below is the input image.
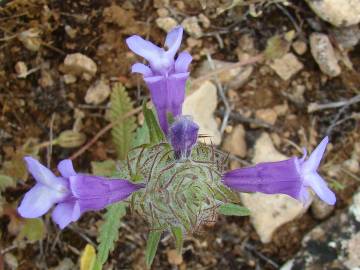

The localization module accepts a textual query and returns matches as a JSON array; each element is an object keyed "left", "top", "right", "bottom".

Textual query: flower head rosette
[
  {"left": 126, "top": 26, "right": 192, "bottom": 135},
  {"left": 222, "top": 136, "right": 336, "bottom": 205},
  {"left": 18, "top": 157, "right": 144, "bottom": 229}
]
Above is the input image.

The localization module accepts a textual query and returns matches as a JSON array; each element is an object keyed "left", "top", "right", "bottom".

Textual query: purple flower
[
  {"left": 222, "top": 137, "right": 336, "bottom": 205},
  {"left": 126, "top": 26, "right": 192, "bottom": 135},
  {"left": 169, "top": 116, "right": 199, "bottom": 159},
  {"left": 18, "top": 157, "right": 144, "bottom": 229}
]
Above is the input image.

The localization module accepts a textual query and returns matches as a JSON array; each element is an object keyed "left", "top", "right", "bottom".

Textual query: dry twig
[
  {"left": 192, "top": 54, "right": 263, "bottom": 87},
  {"left": 307, "top": 94, "right": 360, "bottom": 113},
  {"left": 205, "top": 53, "right": 230, "bottom": 135}
]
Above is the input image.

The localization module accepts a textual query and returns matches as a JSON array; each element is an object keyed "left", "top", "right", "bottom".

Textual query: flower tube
[{"left": 222, "top": 137, "right": 336, "bottom": 205}]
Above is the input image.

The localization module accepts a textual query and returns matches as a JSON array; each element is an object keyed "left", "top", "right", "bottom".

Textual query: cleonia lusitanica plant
[{"left": 17, "top": 26, "right": 336, "bottom": 268}]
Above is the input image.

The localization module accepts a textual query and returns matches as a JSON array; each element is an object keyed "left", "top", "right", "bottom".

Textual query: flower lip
[
  {"left": 126, "top": 26, "right": 184, "bottom": 76},
  {"left": 298, "top": 136, "right": 336, "bottom": 205},
  {"left": 24, "top": 156, "right": 69, "bottom": 193}
]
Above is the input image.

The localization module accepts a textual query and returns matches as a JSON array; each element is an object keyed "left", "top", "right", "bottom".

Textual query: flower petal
[
  {"left": 302, "top": 136, "right": 329, "bottom": 174},
  {"left": 168, "top": 72, "right": 189, "bottom": 115},
  {"left": 57, "top": 159, "right": 76, "bottom": 178},
  {"left": 131, "top": 63, "right": 153, "bottom": 77},
  {"left": 164, "top": 26, "right": 183, "bottom": 58},
  {"left": 144, "top": 76, "right": 169, "bottom": 133},
  {"left": 24, "top": 156, "right": 66, "bottom": 189},
  {"left": 298, "top": 185, "right": 311, "bottom": 206},
  {"left": 175, "top": 51, "right": 192, "bottom": 73},
  {"left": 306, "top": 172, "right": 336, "bottom": 205},
  {"left": 18, "top": 183, "right": 65, "bottom": 218},
  {"left": 126, "top": 35, "right": 162, "bottom": 63},
  {"left": 52, "top": 200, "right": 80, "bottom": 229}
]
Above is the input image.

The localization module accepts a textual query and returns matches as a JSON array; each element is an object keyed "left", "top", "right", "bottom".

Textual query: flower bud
[
  {"left": 169, "top": 116, "right": 199, "bottom": 160},
  {"left": 57, "top": 130, "right": 86, "bottom": 148}
]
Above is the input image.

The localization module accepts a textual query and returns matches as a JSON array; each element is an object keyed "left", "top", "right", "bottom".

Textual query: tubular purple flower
[
  {"left": 18, "top": 157, "right": 144, "bottom": 229},
  {"left": 169, "top": 116, "right": 199, "bottom": 160},
  {"left": 126, "top": 26, "right": 192, "bottom": 134},
  {"left": 222, "top": 137, "right": 336, "bottom": 205}
]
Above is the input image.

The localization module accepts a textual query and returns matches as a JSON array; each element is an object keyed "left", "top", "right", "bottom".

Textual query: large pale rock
[
  {"left": 222, "top": 124, "right": 247, "bottom": 157},
  {"left": 85, "top": 79, "right": 110, "bottom": 105},
  {"left": 332, "top": 25, "right": 360, "bottom": 50},
  {"left": 310, "top": 33, "right": 341, "bottom": 77},
  {"left": 156, "top": 17, "right": 178, "bottom": 33},
  {"left": 63, "top": 53, "right": 97, "bottom": 80},
  {"left": 181, "top": 17, "right": 203, "bottom": 38},
  {"left": 281, "top": 190, "right": 360, "bottom": 270},
  {"left": 241, "top": 133, "right": 308, "bottom": 243},
  {"left": 194, "top": 59, "right": 253, "bottom": 89},
  {"left": 252, "top": 133, "right": 286, "bottom": 164},
  {"left": 183, "top": 81, "right": 221, "bottom": 145},
  {"left": 305, "top": 0, "right": 360, "bottom": 27}
]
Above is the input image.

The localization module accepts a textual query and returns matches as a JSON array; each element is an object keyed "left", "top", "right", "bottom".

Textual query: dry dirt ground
[{"left": 0, "top": 0, "right": 359, "bottom": 269}]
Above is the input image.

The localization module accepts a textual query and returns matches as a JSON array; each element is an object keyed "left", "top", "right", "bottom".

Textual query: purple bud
[
  {"left": 169, "top": 116, "right": 199, "bottom": 159},
  {"left": 18, "top": 157, "right": 144, "bottom": 229},
  {"left": 222, "top": 137, "right": 336, "bottom": 205},
  {"left": 126, "top": 26, "right": 192, "bottom": 134}
]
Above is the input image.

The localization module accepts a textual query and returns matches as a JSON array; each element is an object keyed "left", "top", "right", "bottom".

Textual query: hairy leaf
[
  {"left": 143, "top": 103, "right": 165, "bottom": 145},
  {"left": 110, "top": 83, "right": 137, "bottom": 160},
  {"left": 171, "top": 226, "right": 183, "bottom": 254},
  {"left": 145, "top": 230, "right": 162, "bottom": 268},
  {"left": 131, "top": 122, "right": 150, "bottom": 148},
  {"left": 218, "top": 203, "right": 250, "bottom": 216},
  {"left": 93, "top": 202, "right": 127, "bottom": 270}
]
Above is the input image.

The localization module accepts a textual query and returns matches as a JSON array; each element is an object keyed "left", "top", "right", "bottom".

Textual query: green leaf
[
  {"left": 131, "top": 122, "right": 150, "bottom": 148},
  {"left": 91, "top": 160, "right": 117, "bottom": 177},
  {"left": 17, "top": 218, "right": 46, "bottom": 242},
  {"left": 218, "top": 203, "right": 250, "bottom": 216},
  {"left": 143, "top": 103, "right": 165, "bottom": 145},
  {"left": 145, "top": 230, "right": 162, "bottom": 268},
  {"left": 94, "top": 202, "right": 127, "bottom": 270},
  {"left": 109, "top": 83, "right": 137, "bottom": 160},
  {"left": 0, "top": 174, "right": 15, "bottom": 191},
  {"left": 170, "top": 226, "right": 183, "bottom": 254}
]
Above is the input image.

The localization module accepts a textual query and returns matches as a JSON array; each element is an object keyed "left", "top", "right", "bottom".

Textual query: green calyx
[{"left": 127, "top": 142, "right": 240, "bottom": 234}]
